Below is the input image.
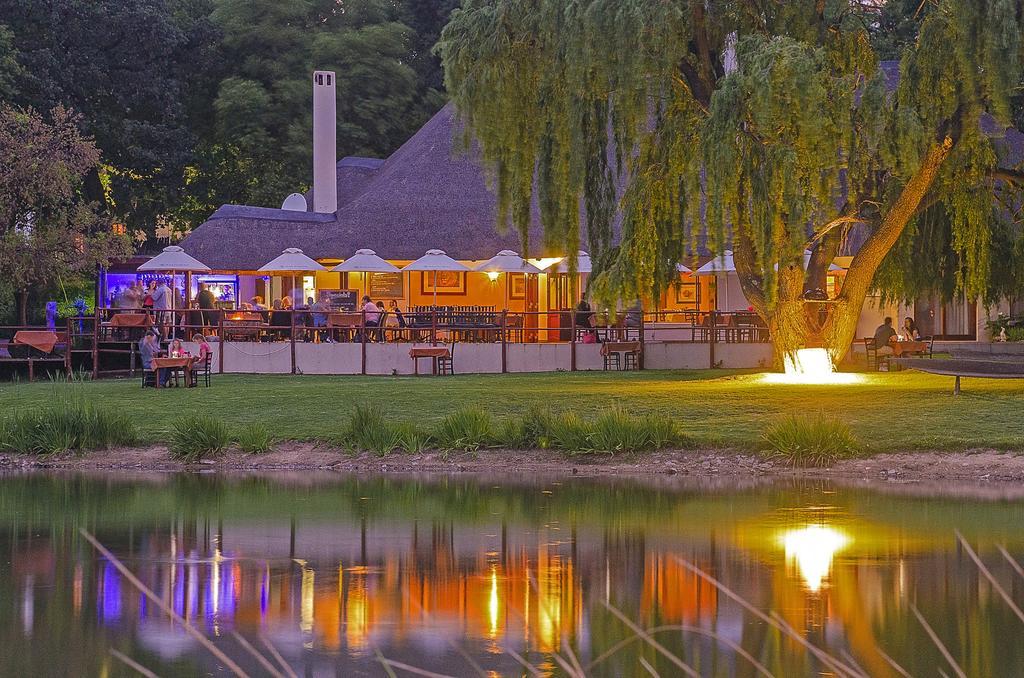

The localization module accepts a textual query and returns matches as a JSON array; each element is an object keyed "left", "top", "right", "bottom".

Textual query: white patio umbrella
[
  {"left": 695, "top": 250, "right": 735, "bottom": 311},
  {"left": 402, "top": 249, "right": 471, "bottom": 307},
  {"left": 677, "top": 263, "right": 693, "bottom": 274},
  {"left": 554, "top": 250, "right": 593, "bottom": 274},
  {"left": 475, "top": 250, "right": 542, "bottom": 311},
  {"left": 331, "top": 249, "right": 400, "bottom": 300},
  {"left": 258, "top": 248, "right": 326, "bottom": 307},
  {"left": 137, "top": 246, "right": 210, "bottom": 339}
]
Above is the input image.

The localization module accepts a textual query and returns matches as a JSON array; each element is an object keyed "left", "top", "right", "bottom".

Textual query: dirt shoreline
[{"left": 3, "top": 444, "right": 1023, "bottom": 484}]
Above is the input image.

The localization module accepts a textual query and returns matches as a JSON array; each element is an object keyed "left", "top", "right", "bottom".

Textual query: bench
[{"left": 893, "top": 357, "right": 1024, "bottom": 394}]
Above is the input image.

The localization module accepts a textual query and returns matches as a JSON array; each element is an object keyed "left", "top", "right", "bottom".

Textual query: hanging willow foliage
[{"left": 438, "top": 0, "right": 1024, "bottom": 361}]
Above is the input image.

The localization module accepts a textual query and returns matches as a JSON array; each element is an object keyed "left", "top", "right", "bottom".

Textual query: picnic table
[
  {"left": 409, "top": 346, "right": 451, "bottom": 375},
  {"left": 13, "top": 330, "right": 59, "bottom": 354},
  {"left": 151, "top": 356, "right": 192, "bottom": 388}
]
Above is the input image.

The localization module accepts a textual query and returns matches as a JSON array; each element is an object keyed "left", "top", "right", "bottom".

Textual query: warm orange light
[
  {"left": 763, "top": 348, "right": 862, "bottom": 385},
  {"left": 781, "top": 526, "right": 849, "bottom": 592},
  {"left": 486, "top": 271, "right": 500, "bottom": 282}
]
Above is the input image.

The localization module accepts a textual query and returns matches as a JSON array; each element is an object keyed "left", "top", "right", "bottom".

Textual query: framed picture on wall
[
  {"left": 421, "top": 271, "right": 466, "bottom": 295},
  {"left": 675, "top": 281, "right": 700, "bottom": 306},
  {"left": 508, "top": 273, "right": 527, "bottom": 300}
]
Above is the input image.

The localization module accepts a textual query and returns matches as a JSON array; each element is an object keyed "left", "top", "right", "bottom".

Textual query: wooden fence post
[
  {"left": 639, "top": 308, "right": 646, "bottom": 370},
  {"left": 218, "top": 311, "right": 225, "bottom": 374},
  {"left": 91, "top": 308, "right": 100, "bottom": 379},
  {"left": 709, "top": 310, "right": 717, "bottom": 369},
  {"left": 570, "top": 309, "right": 576, "bottom": 372},
  {"left": 501, "top": 310, "right": 508, "bottom": 374},
  {"left": 65, "top": 318, "right": 73, "bottom": 377},
  {"left": 290, "top": 310, "right": 297, "bottom": 375},
  {"left": 360, "top": 309, "right": 367, "bottom": 375}
]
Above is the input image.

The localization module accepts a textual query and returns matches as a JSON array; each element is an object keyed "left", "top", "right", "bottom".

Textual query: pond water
[{"left": 1, "top": 473, "right": 1024, "bottom": 677}]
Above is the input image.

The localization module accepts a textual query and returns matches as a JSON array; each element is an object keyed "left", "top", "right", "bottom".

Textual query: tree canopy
[
  {"left": 0, "top": 0, "right": 457, "bottom": 242},
  {"left": 437, "top": 0, "right": 1024, "bottom": 361}
]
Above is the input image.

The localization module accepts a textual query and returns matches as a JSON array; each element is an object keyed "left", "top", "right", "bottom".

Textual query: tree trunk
[
  {"left": 742, "top": 136, "right": 955, "bottom": 368},
  {"left": 17, "top": 289, "right": 28, "bottom": 327}
]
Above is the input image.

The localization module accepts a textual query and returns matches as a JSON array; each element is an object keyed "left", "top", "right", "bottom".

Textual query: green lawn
[{"left": 2, "top": 370, "right": 1023, "bottom": 452}]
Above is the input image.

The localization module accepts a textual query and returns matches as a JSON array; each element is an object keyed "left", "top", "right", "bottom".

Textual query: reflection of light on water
[
  {"left": 488, "top": 565, "right": 500, "bottom": 639},
  {"left": 346, "top": 572, "right": 370, "bottom": 655},
  {"left": 782, "top": 526, "right": 849, "bottom": 592},
  {"left": 300, "top": 564, "right": 314, "bottom": 637},
  {"left": 763, "top": 348, "right": 862, "bottom": 385}
]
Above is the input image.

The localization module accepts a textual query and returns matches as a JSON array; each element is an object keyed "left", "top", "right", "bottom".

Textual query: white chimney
[{"left": 312, "top": 70, "right": 337, "bottom": 213}]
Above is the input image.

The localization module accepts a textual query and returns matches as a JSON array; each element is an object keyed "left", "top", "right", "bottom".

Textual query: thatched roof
[
  {"left": 181, "top": 63, "right": 1022, "bottom": 271},
  {"left": 182, "top": 104, "right": 550, "bottom": 269}
]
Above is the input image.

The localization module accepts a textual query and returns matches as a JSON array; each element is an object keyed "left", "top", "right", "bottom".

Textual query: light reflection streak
[{"left": 782, "top": 526, "right": 849, "bottom": 592}]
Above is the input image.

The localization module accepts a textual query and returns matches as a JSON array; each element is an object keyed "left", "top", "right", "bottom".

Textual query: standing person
[
  {"left": 311, "top": 294, "right": 330, "bottom": 342},
  {"left": 139, "top": 330, "right": 169, "bottom": 387},
  {"left": 196, "top": 282, "right": 216, "bottom": 332},
  {"left": 361, "top": 295, "right": 381, "bottom": 341},
  {"left": 152, "top": 278, "right": 171, "bottom": 339},
  {"left": 142, "top": 280, "right": 156, "bottom": 311},
  {"left": 122, "top": 282, "right": 142, "bottom": 310}
]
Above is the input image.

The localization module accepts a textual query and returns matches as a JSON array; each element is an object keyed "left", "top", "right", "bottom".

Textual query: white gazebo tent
[
  {"left": 402, "top": 249, "right": 472, "bottom": 307},
  {"left": 554, "top": 250, "right": 593, "bottom": 274},
  {"left": 331, "top": 249, "right": 400, "bottom": 300},
  {"left": 137, "top": 245, "right": 211, "bottom": 339},
  {"left": 475, "top": 250, "right": 542, "bottom": 311},
  {"left": 257, "top": 248, "right": 327, "bottom": 307},
  {"left": 695, "top": 250, "right": 736, "bottom": 310}
]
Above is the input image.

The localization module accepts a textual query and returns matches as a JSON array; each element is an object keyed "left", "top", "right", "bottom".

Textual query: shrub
[
  {"left": 346, "top": 403, "right": 405, "bottom": 455},
  {"left": 643, "top": 415, "right": 685, "bottom": 449},
  {"left": 762, "top": 413, "right": 861, "bottom": 467},
  {"left": 495, "top": 406, "right": 551, "bottom": 449},
  {"left": 236, "top": 423, "right": 275, "bottom": 454},
  {"left": 396, "top": 423, "right": 431, "bottom": 453},
  {"left": 169, "top": 414, "right": 231, "bottom": 461},
  {"left": 433, "top": 407, "right": 494, "bottom": 451},
  {"left": 0, "top": 398, "right": 137, "bottom": 455},
  {"left": 546, "top": 412, "right": 593, "bottom": 453}
]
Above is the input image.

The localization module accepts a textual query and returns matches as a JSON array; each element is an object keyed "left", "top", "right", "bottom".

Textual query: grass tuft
[
  {"left": 762, "top": 413, "right": 861, "bottom": 467},
  {"left": 236, "top": 423, "right": 275, "bottom": 454},
  {"left": 433, "top": 407, "right": 494, "bottom": 451},
  {"left": 546, "top": 412, "right": 593, "bottom": 453},
  {"left": 0, "top": 396, "right": 137, "bottom": 455},
  {"left": 346, "top": 403, "right": 406, "bottom": 455},
  {"left": 168, "top": 414, "right": 231, "bottom": 461}
]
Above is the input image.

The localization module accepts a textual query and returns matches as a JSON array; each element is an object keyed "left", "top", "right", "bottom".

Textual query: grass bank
[{"left": 1, "top": 369, "right": 1022, "bottom": 453}]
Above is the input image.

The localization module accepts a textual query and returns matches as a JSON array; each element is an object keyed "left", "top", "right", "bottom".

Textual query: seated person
[
  {"left": 575, "top": 300, "right": 598, "bottom": 342},
  {"left": 872, "top": 316, "right": 898, "bottom": 354},
  {"left": 268, "top": 299, "right": 291, "bottom": 340},
  {"left": 388, "top": 299, "right": 406, "bottom": 328},
  {"left": 191, "top": 333, "right": 212, "bottom": 362},
  {"left": 168, "top": 338, "right": 187, "bottom": 357},
  {"left": 138, "top": 330, "right": 170, "bottom": 386},
  {"left": 902, "top": 317, "right": 920, "bottom": 341},
  {"left": 624, "top": 299, "right": 644, "bottom": 328}
]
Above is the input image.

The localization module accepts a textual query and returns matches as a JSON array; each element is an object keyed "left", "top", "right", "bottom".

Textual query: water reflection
[{"left": 1, "top": 474, "right": 1024, "bottom": 676}]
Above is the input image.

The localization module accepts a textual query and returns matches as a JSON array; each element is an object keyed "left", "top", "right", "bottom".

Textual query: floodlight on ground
[{"left": 762, "top": 348, "right": 863, "bottom": 385}]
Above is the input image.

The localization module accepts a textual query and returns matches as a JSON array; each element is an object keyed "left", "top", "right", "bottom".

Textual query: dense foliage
[
  {"left": 0, "top": 106, "right": 132, "bottom": 324},
  {"left": 0, "top": 0, "right": 456, "bottom": 241},
  {"left": 438, "top": 0, "right": 1024, "bottom": 362}
]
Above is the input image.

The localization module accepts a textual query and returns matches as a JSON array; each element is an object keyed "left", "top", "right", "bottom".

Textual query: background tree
[
  {"left": 438, "top": 0, "right": 1024, "bottom": 365},
  {"left": 0, "top": 106, "right": 132, "bottom": 324}
]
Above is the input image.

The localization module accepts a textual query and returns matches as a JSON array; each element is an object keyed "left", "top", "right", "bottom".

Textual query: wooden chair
[
  {"left": 923, "top": 335, "right": 934, "bottom": 358},
  {"left": 437, "top": 342, "right": 455, "bottom": 375},
  {"left": 141, "top": 369, "right": 156, "bottom": 388},
  {"left": 862, "top": 337, "right": 884, "bottom": 371},
  {"left": 190, "top": 353, "right": 213, "bottom": 387}
]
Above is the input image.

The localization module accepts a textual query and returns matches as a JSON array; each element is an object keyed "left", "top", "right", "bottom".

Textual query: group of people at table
[
  {"left": 871, "top": 316, "right": 928, "bottom": 360},
  {"left": 138, "top": 331, "right": 212, "bottom": 387}
]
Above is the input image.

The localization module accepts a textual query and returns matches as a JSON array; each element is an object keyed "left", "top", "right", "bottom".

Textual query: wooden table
[
  {"left": 890, "top": 340, "right": 929, "bottom": 357},
  {"left": 151, "top": 356, "right": 192, "bottom": 388},
  {"left": 13, "top": 331, "right": 59, "bottom": 353},
  {"left": 409, "top": 347, "right": 450, "bottom": 375},
  {"left": 111, "top": 313, "right": 151, "bottom": 328}
]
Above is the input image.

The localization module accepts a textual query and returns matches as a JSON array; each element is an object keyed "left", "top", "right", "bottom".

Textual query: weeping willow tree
[{"left": 436, "top": 0, "right": 1024, "bottom": 365}]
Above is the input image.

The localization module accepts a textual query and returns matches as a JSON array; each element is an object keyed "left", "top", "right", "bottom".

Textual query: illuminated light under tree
[
  {"left": 762, "top": 347, "right": 862, "bottom": 385},
  {"left": 437, "top": 0, "right": 1024, "bottom": 368}
]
